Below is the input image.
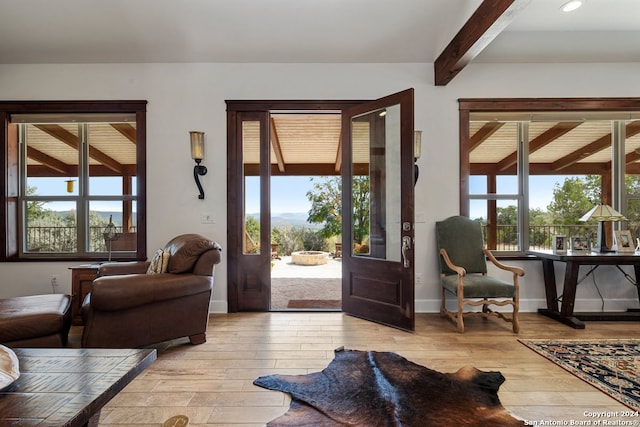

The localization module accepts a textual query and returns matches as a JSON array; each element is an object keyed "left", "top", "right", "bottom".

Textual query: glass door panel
[
  {"left": 351, "top": 105, "right": 402, "bottom": 262},
  {"left": 243, "top": 121, "right": 261, "bottom": 255}
]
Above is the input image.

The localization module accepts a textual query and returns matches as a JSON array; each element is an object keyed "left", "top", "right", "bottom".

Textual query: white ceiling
[{"left": 0, "top": 0, "right": 639, "bottom": 65}]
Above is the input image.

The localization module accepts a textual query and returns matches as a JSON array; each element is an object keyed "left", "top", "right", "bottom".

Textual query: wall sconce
[
  {"left": 65, "top": 179, "right": 75, "bottom": 193},
  {"left": 414, "top": 130, "right": 422, "bottom": 185},
  {"left": 190, "top": 131, "right": 207, "bottom": 199}
]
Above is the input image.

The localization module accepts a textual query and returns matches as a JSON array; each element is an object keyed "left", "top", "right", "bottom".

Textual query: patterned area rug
[{"left": 519, "top": 339, "right": 640, "bottom": 411}]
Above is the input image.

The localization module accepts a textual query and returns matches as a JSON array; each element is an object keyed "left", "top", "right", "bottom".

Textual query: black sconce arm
[{"left": 194, "top": 161, "right": 208, "bottom": 199}]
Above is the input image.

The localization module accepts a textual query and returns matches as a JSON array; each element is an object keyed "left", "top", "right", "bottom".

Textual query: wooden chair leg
[
  {"left": 456, "top": 295, "right": 465, "bottom": 333},
  {"left": 189, "top": 333, "right": 206, "bottom": 345},
  {"left": 440, "top": 287, "right": 447, "bottom": 317},
  {"left": 456, "top": 316, "right": 465, "bottom": 333}
]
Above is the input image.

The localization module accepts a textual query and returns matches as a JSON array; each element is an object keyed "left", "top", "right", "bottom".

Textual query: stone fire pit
[{"left": 291, "top": 251, "right": 329, "bottom": 265}]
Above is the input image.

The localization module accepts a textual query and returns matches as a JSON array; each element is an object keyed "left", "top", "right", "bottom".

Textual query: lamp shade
[
  {"left": 190, "top": 131, "right": 205, "bottom": 161},
  {"left": 579, "top": 204, "right": 627, "bottom": 222}
]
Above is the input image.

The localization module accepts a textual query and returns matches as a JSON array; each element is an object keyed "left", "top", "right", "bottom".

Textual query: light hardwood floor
[{"left": 87, "top": 312, "right": 640, "bottom": 426}]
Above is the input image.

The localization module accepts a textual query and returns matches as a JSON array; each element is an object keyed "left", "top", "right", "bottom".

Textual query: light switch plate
[{"left": 201, "top": 212, "right": 215, "bottom": 224}]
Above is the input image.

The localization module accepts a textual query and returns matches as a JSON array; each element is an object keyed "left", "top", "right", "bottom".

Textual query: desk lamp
[{"left": 579, "top": 204, "right": 626, "bottom": 252}]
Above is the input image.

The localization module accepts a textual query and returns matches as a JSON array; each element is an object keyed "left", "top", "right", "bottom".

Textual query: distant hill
[
  {"left": 55, "top": 211, "right": 135, "bottom": 227},
  {"left": 56, "top": 210, "right": 316, "bottom": 229},
  {"left": 249, "top": 212, "right": 322, "bottom": 230}
]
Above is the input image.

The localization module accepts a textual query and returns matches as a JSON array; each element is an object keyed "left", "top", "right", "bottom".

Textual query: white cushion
[{"left": 0, "top": 344, "right": 19, "bottom": 390}]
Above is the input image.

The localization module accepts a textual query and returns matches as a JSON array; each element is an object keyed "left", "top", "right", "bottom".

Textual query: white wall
[{"left": 1, "top": 61, "right": 639, "bottom": 314}]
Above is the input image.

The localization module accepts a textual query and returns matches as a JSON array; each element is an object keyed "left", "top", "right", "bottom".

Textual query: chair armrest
[
  {"left": 439, "top": 248, "right": 466, "bottom": 276},
  {"left": 90, "top": 273, "right": 212, "bottom": 311},
  {"left": 483, "top": 249, "right": 525, "bottom": 276},
  {"left": 98, "top": 261, "right": 150, "bottom": 276}
]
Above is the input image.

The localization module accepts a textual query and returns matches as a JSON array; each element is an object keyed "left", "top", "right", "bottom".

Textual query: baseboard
[
  {"left": 209, "top": 298, "right": 639, "bottom": 314},
  {"left": 415, "top": 298, "right": 639, "bottom": 314}
]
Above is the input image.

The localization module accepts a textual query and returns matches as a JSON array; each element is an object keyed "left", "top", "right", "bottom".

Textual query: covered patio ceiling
[
  {"left": 21, "top": 121, "right": 137, "bottom": 178},
  {"left": 22, "top": 112, "right": 640, "bottom": 179},
  {"left": 470, "top": 112, "right": 640, "bottom": 176}
]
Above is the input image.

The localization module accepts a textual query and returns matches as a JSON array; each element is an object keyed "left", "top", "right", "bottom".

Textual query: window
[
  {"left": 459, "top": 98, "right": 640, "bottom": 255},
  {"left": 1, "top": 101, "right": 147, "bottom": 261}
]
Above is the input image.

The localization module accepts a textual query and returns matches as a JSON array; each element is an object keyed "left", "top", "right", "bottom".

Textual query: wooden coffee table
[{"left": 0, "top": 347, "right": 156, "bottom": 426}]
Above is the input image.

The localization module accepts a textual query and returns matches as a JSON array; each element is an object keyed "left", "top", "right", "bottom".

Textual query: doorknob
[{"left": 402, "top": 236, "right": 411, "bottom": 268}]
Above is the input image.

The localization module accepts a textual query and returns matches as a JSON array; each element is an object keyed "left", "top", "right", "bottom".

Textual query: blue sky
[
  {"left": 28, "top": 176, "right": 135, "bottom": 212},
  {"left": 33, "top": 174, "right": 574, "bottom": 217},
  {"left": 246, "top": 176, "right": 315, "bottom": 214}
]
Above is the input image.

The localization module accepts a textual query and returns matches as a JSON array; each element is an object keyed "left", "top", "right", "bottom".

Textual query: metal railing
[
  {"left": 25, "top": 223, "right": 635, "bottom": 253},
  {"left": 26, "top": 226, "right": 135, "bottom": 253},
  {"left": 484, "top": 224, "right": 599, "bottom": 251}
]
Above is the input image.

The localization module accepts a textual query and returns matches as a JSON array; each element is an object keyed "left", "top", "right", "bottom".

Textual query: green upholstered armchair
[{"left": 435, "top": 216, "right": 524, "bottom": 333}]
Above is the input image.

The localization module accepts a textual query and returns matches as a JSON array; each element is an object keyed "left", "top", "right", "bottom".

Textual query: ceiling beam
[
  {"left": 269, "top": 118, "right": 286, "bottom": 173},
  {"left": 34, "top": 124, "right": 124, "bottom": 174},
  {"left": 26, "top": 146, "right": 71, "bottom": 175},
  {"left": 434, "top": 0, "right": 531, "bottom": 86},
  {"left": 27, "top": 164, "right": 137, "bottom": 177},
  {"left": 496, "top": 122, "right": 582, "bottom": 172},
  {"left": 110, "top": 123, "right": 136, "bottom": 144},
  {"left": 244, "top": 163, "right": 369, "bottom": 176},
  {"left": 471, "top": 162, "right": 612, "bottom": 176},
  {"left": 470, "top": 122, "right": 504, "bottom": 152},
  {"left": 552, "top": 121, "right": 640, "bottom": 171}
]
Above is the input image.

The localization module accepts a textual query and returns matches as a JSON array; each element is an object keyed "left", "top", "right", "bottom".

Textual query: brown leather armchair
[{"left": 81, "top": 234, "right": 222, "bottom": 348}]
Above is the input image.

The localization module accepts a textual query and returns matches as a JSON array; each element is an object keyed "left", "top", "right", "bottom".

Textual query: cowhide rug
[{"left": 254, "top": 348, "right": 524, "bottom": 427}]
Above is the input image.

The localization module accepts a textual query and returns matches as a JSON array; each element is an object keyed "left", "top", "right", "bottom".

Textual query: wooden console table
[
  {"left": 69, "top": 264, "right": 101, "bottom": 325},
  {"left": 0, "top": 347, "right": 156, "bottom": 426},
  {"left": 527, "top": 250, "right": 640, "bottom": 329}
]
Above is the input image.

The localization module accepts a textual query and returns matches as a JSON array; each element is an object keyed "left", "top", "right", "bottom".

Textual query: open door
[{"left": 342, "top": 88, "right": 415, "bottom": 331}]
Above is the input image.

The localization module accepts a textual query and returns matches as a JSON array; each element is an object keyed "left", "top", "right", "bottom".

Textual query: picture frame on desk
[
  {"left": 553, "top": 235, "right": 567, "bottom": 254},
  {"left": 615, "top": 230, "right": 635, "bottom": 252},
  {"left": 570, "top": 236, "right": 590, "bottom": 253}
]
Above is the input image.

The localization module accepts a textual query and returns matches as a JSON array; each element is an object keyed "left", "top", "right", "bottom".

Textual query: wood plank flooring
[{"left": 87, "top": 313, "right": 640, "bottom": 426}]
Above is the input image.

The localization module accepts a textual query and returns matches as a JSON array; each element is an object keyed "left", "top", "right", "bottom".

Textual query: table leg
[
  {"left": 541, "top": 258, "right": 558, "bottom": 311},
  {"left": 538, "top": 260, "right": 585, "bottom": 329},
  {"left": 85, "top": 411, "right": 100, "bottom": 427}
]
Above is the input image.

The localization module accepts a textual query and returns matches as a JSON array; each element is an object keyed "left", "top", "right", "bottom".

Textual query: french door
[
  {"left": 342, "top": 89, "right": 415, "bottom": 331},
  {"left": 226, "top": 93, "right": 415, "bottom": 331}
]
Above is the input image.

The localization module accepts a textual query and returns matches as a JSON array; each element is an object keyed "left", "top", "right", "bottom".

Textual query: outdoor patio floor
[{"left": 270, "top": 255, "right": 342, "bottom": 310}]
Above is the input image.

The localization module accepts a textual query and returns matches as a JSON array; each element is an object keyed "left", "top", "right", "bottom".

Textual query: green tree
[
  {"left": 307, "top": 177, "right": 342, "bottom": 238},
  {"left": 244, "top": 215, "right": 260, "bottom": 251},
  {"left": 306, "top": 176, "right": 370, "bottom": 244},
  {"left": 547, "top": 177, "right": 594, "bottom": 224},
  {"left": 497, "top": 205, "right": 517, "bottom": 225},
  {"left": 25, "top": 186, "right": 47, "bottom": 222},
  {"left": 351, "top": 177, "right": 370, "bottom": 245}
]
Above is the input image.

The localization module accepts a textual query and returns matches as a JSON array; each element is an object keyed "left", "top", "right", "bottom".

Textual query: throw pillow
[
  {"left": 0, "top": 344, "right": 20, "bottom": 391},
  {"left": 147, "top": 249, "right": 170, "bottom": 274}
]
